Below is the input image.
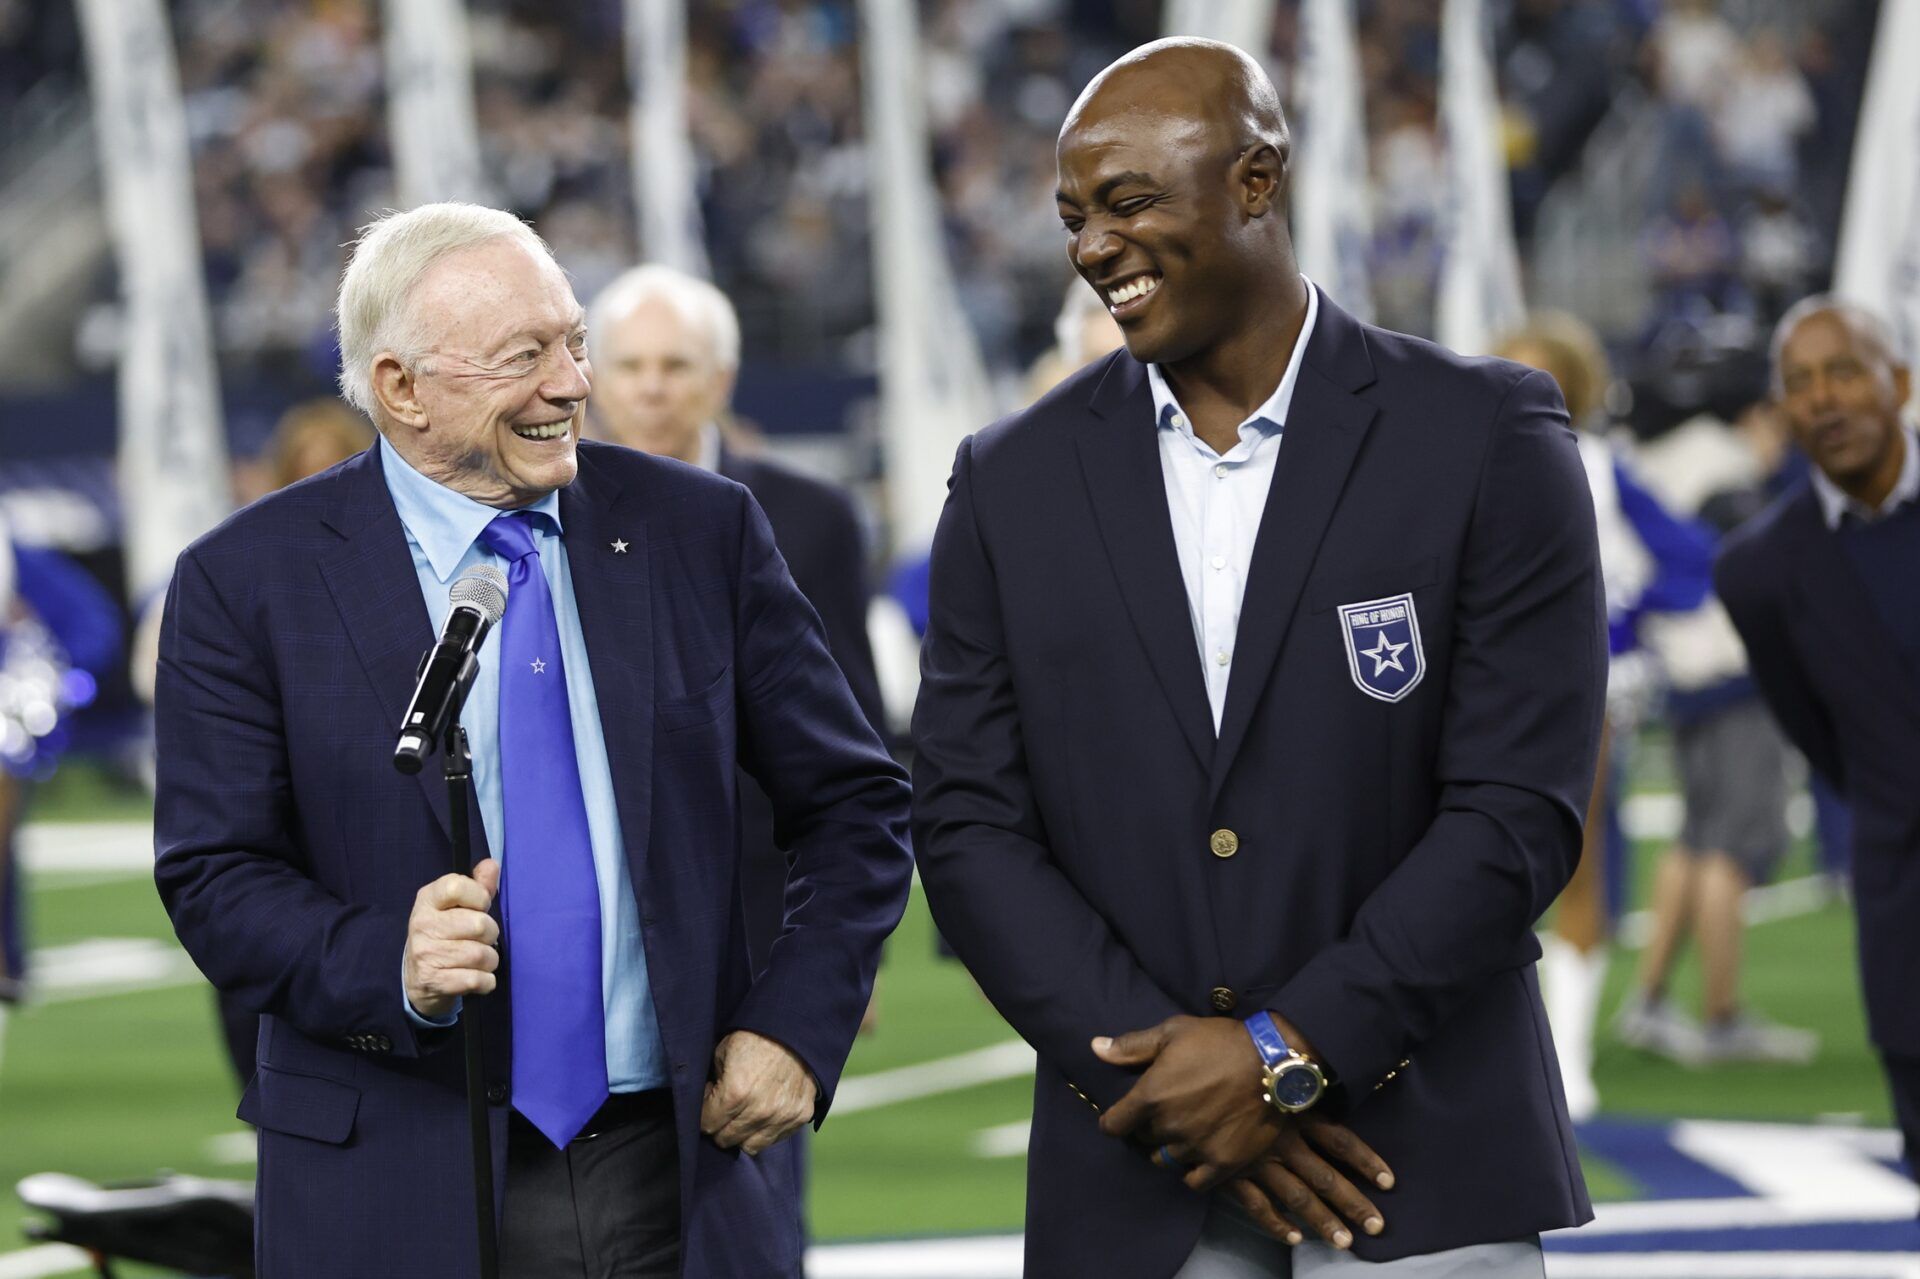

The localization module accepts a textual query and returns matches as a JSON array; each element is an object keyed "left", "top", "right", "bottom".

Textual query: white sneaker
[
  {"left": 1697, "top": 1011, "right": 1820, "bottom": 1066},
  {"left": 1614, "top": 992, "right": 1707, "bottom": 1066}
]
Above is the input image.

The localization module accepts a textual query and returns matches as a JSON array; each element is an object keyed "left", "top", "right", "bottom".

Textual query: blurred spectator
[
  {"left": 1499, "top": 312, "right": 1713, "bottom": 1120},
  {"left": 215, "top": 395, "right": 371, "bottom": 1092},
  {"left": 1642, "top": 182, "right": 1742, "bottom": 333},
  {"left": 1616, "top": 399, "right": 1816, "bottom": 1068},
  {"left": 1711, "top": 30, "right": 1815, "bottom": 197},
  {"left": 1024, "top": 278, "right": 1124, "bottom": 400},
  {"left": 1739, "top": 186, "right": 1819, "bottom": 328}
]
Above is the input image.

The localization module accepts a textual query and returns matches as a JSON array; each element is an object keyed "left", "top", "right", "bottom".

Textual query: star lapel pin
[{"left": 611, "top": 538, "right": 629, "bottom": 554}]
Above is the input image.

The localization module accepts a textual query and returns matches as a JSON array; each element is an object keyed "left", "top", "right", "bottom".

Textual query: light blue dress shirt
[
  {"left": 1147, "top": 277, "right": 1319, "bottom": 731},
  {"left": 383, "top": 437, "right": 665, "bottom": 1092}
]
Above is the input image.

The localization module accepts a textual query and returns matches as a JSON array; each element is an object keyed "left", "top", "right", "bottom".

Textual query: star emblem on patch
[{"left": 1362, "top": 630, "right": 1407, "bottom": 676}]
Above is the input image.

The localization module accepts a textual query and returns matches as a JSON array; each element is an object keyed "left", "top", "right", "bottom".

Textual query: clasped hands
[
  {"left": 403, "top": 863, "right": 816, "bottom": 1156},
  {"left": 1092, "top": 1015, "right": 1393, "bottom": 1251}
]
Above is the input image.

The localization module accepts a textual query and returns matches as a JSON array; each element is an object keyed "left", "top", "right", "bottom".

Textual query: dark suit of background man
[
  {"left": 911, "top": 40, "right": 1604, "bottom": 1279},
  {"left": 1717, "top": 296, "right": 1920, "bottom": 1191},
  {"left": 587, "top": 263, "right": 890, "bottom": 968},
  {"left": 153, "top": 203, "right": 912, "bottom": 1279}
]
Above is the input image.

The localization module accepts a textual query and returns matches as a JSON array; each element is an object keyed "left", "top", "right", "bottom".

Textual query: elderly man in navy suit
[
  {"left": 1717, "top": 296, "right": 1920, "bottom": 1192},
  {"left": 912, "top": 40, "right": 1604, "bottom": 1278},
  {"left": 153, "top": 202, "right": 911, "bottom": 1278}
]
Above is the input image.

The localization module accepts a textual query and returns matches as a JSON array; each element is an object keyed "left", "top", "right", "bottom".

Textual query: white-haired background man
[
  {"left": 588, "top": 263, "right": 891, "bottom": 1238},
  {"left": 590, "top": 261, "right": 888, "bottom": 936},
  {"left": 153, "top": 203, "right": 913, "bottom": 1278}
]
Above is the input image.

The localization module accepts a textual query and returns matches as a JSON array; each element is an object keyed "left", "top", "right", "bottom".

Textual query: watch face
[{"left": 1269, "top": 1061, "right": 1324, "bottom": 1112}]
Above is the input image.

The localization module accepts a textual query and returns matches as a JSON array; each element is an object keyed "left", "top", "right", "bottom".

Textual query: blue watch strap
[{"left": 1244, "top": 1010, "right": 1292, "bottom": 1067}]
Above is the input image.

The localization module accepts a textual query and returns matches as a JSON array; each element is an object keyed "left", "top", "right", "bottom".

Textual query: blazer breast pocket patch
[{"left": 1337, "top": 592, "right": 1425, "bottom": 703}]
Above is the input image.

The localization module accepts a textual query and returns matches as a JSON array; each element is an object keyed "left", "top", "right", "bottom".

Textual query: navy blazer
[
  {"left": 1717, "top": 485, "right": 1920, "bottom": 1057},
  {"left": 718, "top": 444, "right": 886, "bottom": 979},
  {"left": 154, "top": 440, "right": 912, "bottom": 1279},
  {"left": 912, "top": 290, "right": 1604, "bottom": 1274}
]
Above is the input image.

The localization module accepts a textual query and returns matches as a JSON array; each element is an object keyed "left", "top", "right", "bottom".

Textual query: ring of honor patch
[{"left": 1336, "top": 592, "right": 1425, "bottom": 703}]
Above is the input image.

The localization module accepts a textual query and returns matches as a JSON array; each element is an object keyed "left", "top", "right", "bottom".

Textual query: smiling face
[
  {"left": 591, "top": 295, "right": 733, "bottom": 464},
  {"left": 1777, "top": 309, "right": 1910, "bottom": 497},
  {"left": 376, "top": 237, "right": 591, "bottom": 508},
  {"left": 1054, "top": 46, "right": 1288, "bottom": 368}
]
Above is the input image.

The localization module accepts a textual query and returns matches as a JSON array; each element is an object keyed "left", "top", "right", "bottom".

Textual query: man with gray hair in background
[
  {"left": 1717, "top": 296, "right": 1920, "bottom": 1194},
  {"left": 587, "top": 263, "right": 891, "bottom": 1234},
  {"left": 153, "top": 202, "right": 912, "bottom": 1277}
]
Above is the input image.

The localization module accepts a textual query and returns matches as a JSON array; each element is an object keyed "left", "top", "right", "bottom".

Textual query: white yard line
[
  {"left": 836, "top": 1039, "right": 1034, "bottom": 1114},
  {"left": 0, "top": 1246, "right": 92, "bottom": 1279},
  {"left": 1547, "top": 1255, "right": 1920, "bottom": 1278},
  {"left": 17, "top": 822, "right": 153, "bottom": 875},
  {"left": 805, "top": 1234, "right": 1025, "bottom": 1278},
  {"left": 1614, "top": 874, "right": 1836, "bottom": 950}
]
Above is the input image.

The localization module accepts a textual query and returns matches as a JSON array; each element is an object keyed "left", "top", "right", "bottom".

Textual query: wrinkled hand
[
  {"left": 1094, "top": 1015, "right": 1281, "bottom": 1190},
  {"left": 701, "top": 1030, "right": 819, "bottom": 1156},
  {"left": 1222, "top": 1114, "right": 1394, "bottom": 1251},
  {"left": 402, "top": 859, "right": 501, "bottom": 1020}
]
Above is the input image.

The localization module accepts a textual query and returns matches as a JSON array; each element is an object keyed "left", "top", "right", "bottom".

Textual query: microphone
[{"left": 393, "top": 565, "right": 509, "bottom": 775}]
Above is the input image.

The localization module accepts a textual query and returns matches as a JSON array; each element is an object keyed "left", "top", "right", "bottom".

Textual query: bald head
[
  {"left": 1055, "top": 39, "right": 1299, "bottom": 368},
  {"left": 1067, "top": 38, "right": 1287, "bottom": 149}
]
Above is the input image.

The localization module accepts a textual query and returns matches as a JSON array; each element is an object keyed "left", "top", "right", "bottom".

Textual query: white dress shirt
[{"left": 1148, "top": 279, "right": 1320, "bottom": 731}]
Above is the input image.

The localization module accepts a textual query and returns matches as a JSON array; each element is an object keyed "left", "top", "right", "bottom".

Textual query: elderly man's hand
[
  {"left": 402, "top": 858, "right": 500, "bottom": 1020},
  {"left": 701, "top": 1030, "right": 819, "bottom": 1156}
]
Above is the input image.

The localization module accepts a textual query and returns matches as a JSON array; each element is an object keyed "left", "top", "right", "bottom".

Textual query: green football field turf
[{"left": 0, "top": 750, "right": 1887, "bottom": 1274}]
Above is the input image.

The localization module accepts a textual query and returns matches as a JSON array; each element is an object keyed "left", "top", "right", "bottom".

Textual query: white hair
[
  {"left": 588, "top": 264, "right": 741, "bottom": 372},
  {"left": 335, "top": 202, "right": 559, "bottom": 417}
]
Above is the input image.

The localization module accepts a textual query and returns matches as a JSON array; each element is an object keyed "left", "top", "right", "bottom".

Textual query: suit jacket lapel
[
  {"left": 559, "top": 448, "right": 656, "bottom": 897},
  {"left": 1077, "top": 355, "right": 1216, "bottom": 771},
  {"left": 316, "top": 446, "right": 480, "bottom": 847},
  {"left": 1786, "top": 493, "right": 1920, "bottom": 719},
  {"left": 1211, "top": 294, "right": 1379, "bottom": 798}
]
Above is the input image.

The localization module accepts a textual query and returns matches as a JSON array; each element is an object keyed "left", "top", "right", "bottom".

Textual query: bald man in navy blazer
[{"left": 912, "top": 41, "right": 1604, "bottom": 1278}]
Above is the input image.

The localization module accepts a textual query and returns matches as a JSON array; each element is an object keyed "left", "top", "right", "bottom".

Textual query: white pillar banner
[
  {"left": 1292, "top": 0, "right": 1374, "bottom": 322},
  {"left": 1435, "top": 0, "right": 1525, "bottom": 355},
  {"left": 382, "top": 0, "right": 488, "bottom": 208},
  {"left": 626, "top": 0, "right": 709, "bottom": 276},
  {"left": 1161, "top": 0, "right": 1279, "bottom": 54},
  {"left": 1834, "top": 0, "right": 1920, "bottom": 369},
  {"left": 75, "top": 0, "right": 230, "bottom": 605},
  {"left": 857, "top": 0, "right": 996, "bottom": 552}
]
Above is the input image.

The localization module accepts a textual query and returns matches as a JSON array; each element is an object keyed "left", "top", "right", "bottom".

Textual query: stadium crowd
[{"left": 0, "top": 0, "right": 1871, "bottom": 388}]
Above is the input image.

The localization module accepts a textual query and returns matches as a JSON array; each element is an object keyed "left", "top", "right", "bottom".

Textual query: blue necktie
[{"left": 479, "top": 512, "right": 608, "bottom": 1148}]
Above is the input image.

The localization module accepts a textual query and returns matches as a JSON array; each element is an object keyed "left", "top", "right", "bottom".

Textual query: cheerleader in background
[
  {"left": 1496, "top": 315, "right": 1714, "bottom": 1120},
  {"left": 0, "top": 512, "right": 125, "bottom": 1015}
]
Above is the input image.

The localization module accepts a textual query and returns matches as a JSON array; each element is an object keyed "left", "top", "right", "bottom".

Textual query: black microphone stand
[{"left": 444, "top": 715, "right": 499, "bottom": 1279}]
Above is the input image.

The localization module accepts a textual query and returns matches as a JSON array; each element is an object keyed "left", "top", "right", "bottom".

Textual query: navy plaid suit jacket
[{"left": 155, "top": 439, "right": 912, "bottom": 1278}]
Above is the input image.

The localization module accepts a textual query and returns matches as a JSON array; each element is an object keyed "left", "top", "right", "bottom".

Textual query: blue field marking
[
  {"left": 1543, "top": 1116, "right": 1919, "bottom": 1259},
  {"left": 1577, "top": 1117, "right": 1755, "bottom": 1200}
]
